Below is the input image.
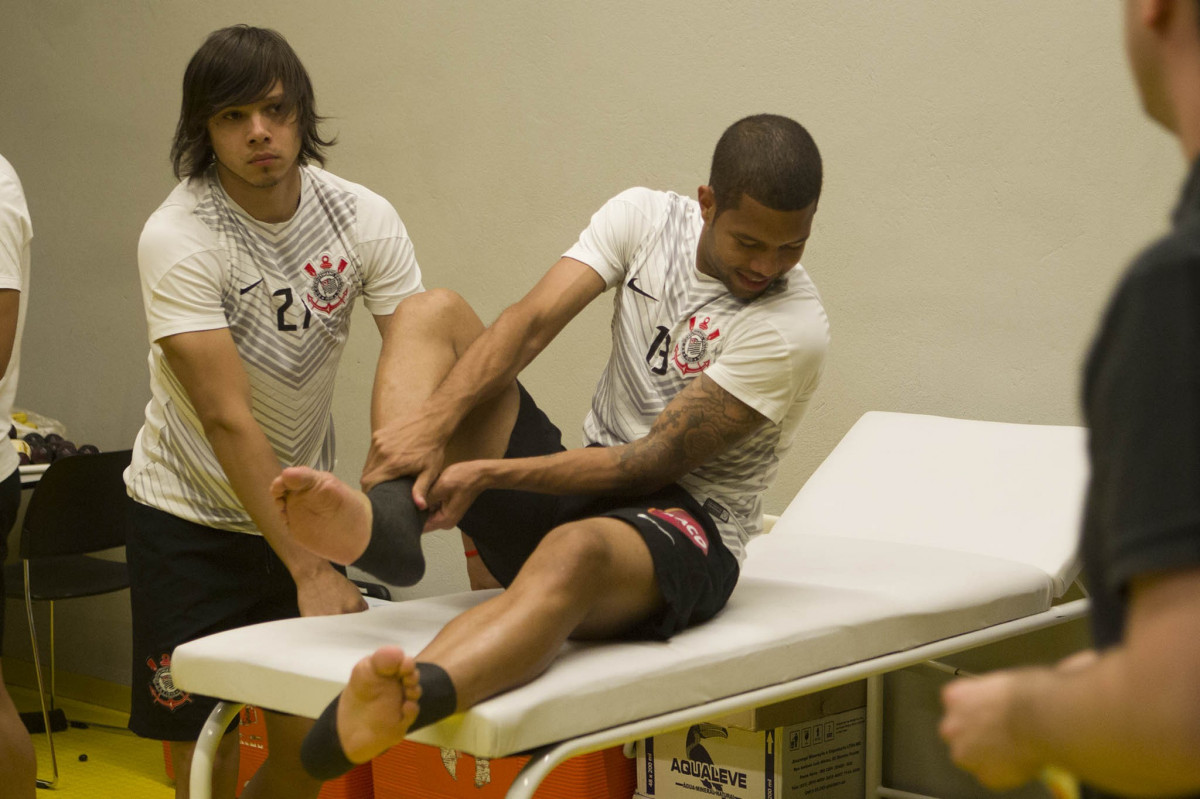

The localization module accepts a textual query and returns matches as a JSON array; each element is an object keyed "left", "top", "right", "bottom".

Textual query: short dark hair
[
  {"left": 708, "top": 114, "right": 822, "bottom": 216},
  {"left": 170, "top": 25, "right": 334, "bottom": 180}
]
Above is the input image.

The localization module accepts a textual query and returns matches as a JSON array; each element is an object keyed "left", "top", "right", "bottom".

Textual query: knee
[
  {"left": 532, "top": 523, "right": 618, "bottom": 593},
  {"left": 394, "top": 289, "right": 484, "bottom": 350},
  {"left": 398, "top": 288, "right": 477, "bottom": 327}
]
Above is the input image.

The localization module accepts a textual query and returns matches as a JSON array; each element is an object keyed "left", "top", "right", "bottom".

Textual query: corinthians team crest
[
  {"left": 305, "top": 254, "right": 350, "bottom": 313},
  {"left": 673, "top": 315, "right": 721, "bottom": 375},
  {"left": 148, "top": 653, "right": 191, "bottom": 711}
]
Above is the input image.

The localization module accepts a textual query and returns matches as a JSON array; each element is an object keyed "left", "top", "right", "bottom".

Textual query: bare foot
[
  {"left": 337, "top": 647, "right": 422, "bottom": 764},
  {"left": 273, "top": 466, "right": 373, "bottom": 564}
]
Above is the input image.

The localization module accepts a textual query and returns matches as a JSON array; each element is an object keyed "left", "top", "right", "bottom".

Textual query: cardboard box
[
  {"left": 714, "top": 681, "right": 866, "bottom": 733},
  {"left": 636, "top": 684, "right": 866, "bottom": 799}
]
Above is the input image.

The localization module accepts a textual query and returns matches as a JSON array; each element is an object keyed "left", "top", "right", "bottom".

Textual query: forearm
[
  {"left": 469, "top": 372, "right": 761, "bottom": 497},
  {"left": 476, "top": 441, "right": 680, "bottom": 497},
  {"left": 1011, "top": 649, "right": 1200, "bottom": 795},
  {"left": 202, "top": 415, "right": 332, "bottom": 580}
]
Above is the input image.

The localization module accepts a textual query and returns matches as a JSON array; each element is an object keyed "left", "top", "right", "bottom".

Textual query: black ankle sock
[
  {"left": 298, "top": 662, "right": 459, "bottom": 780},
  {"left": 300, "top": 694, "right": 354, "bottom": 780},
  {"left": 411, "top": 661, "right": 458, "bottom": 732},
  {"left": 352, "top": 477, "right": 427, "bottom": 586}
]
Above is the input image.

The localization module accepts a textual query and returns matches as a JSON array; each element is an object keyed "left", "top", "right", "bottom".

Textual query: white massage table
[{"left": 173, "top": 411, "right": 1090, "bottom": 799}]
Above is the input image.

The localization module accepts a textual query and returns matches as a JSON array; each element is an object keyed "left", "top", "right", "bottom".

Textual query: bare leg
[
  {"left": 0, "top": 662, "right": 35, "bottom": 799},
  {"left": 319, "top": 518, "right": 661, "bottom": 769},
  {"left": 240, "top": 712, "right": 324, "bottom": 799},
  {"left": 420, "top": 518, "right": 662, "bottom": 707},
  {"left": 462, "top": 533, "right": 502, "bottom": 591},
  {"left": 280, "top": 289, "right": 518, "bottom": 564},
  {"left": 369, "top": 288, "right": 518, "bottom": 467},
  {"left": 169, "top": 732, "right": 240, "bottom": 799}
]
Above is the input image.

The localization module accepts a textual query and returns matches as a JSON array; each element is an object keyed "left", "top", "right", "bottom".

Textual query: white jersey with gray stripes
[
  {"left": 127, "top": 166, "right": 422, "bottom": 532},
  {"left": 565, "top": 188, "right": 828, "bottom": 562}
]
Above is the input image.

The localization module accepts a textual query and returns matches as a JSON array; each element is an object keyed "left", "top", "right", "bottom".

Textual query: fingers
[
  {"left": 412, "top": 468, "right": 437, "bottom": 511},
  {"left": 425, "top": 507, "right": 455, "bottom": 531},
  {"left": 360, "top": 462, "right": 385, "bottom": 493}
]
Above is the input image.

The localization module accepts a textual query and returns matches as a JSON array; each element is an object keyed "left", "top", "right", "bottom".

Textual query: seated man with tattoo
[{"left": 273, "top": 114, "right": 831, "bottom": 777}]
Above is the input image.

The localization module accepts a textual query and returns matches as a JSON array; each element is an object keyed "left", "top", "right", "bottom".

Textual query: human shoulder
[
  {"left": 0, "top": 154, "right": 30, "bottom": 229},
  {"left": 740, "top": 266, "right": 830, "bottom": 349},
  {"left": 599, "top": 186, "right": 685, "bottom": 228},
  {"left": 0, "top": 154, "right": 31, "bottom": 287},
  {"left": 1122, "top": 221, "right": 1200, "bottom": 295},
  {"left": 139, "top": 180, "right": 220, "bottom": 262},
  {"left": 0, "top": 155, "right": 30, "bottom": 229},
  {"left": 1099, "top": 225, "right": 1200, "bottom": 360},
  {"left": 706, "top": 270, "right": 829, "bottom": 425},
  {"left": 304, "top": 166, "right": 406, "bottom": 239},
  {"left": 0, "top": 154, "right": 26, "bottom": 201}
]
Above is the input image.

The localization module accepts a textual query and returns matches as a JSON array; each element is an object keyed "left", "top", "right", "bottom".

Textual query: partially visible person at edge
[
  {"left": 939, "top": 2, "right": 1200, "bottom": 796},
  {"left": 0, "top": 153, "right": 35, "bottom": 799}
]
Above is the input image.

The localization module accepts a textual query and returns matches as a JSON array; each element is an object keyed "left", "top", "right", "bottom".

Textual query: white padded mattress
[{"left": 172, "top": 411, "right": 1088, "bottom": 758}]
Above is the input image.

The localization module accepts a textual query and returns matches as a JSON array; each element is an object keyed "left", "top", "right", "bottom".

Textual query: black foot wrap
[
  {"left": 298, "top": 662, "right": 459, "bottom": 780},
  {"left": 300, "top": 694, "right": 355, "bottom": 780},
  {"left": 411, "top": 662, "right": 458, "bottom": 732},
  {"left": 353, "top": 477, "right": 427, "bottom": 586}
]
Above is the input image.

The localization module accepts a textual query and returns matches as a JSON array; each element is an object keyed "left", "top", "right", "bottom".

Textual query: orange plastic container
[
  {"left": 237, "top": 705, "right": 374, "bottom": 798},
  {"left": 372, "top": 740, "right": 634, "bottom": 799}
]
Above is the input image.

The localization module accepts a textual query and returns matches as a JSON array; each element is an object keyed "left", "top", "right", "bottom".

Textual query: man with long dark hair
[{"left": 123, "top": 25, "right": 423, "bottom": 798}]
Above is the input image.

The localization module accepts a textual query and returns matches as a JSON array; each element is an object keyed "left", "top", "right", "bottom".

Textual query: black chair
[{"left": 2, "top": 449, "right": 132, "bottom": 788}]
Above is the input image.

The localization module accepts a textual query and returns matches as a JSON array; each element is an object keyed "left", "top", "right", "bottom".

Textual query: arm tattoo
[{"left": 618, "top": 374, "right": 766, "bottom": 483}]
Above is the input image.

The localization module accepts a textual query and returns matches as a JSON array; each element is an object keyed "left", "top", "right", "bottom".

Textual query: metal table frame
[{"left": 189, "top": 598, "right": 1087, "bottom": 799}]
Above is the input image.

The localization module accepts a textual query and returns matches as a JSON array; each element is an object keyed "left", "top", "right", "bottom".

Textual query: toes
[
  {"left": 366, "top": 646, "right": 410, "bottom": 679},
  {"left": 400, "top": 698, "right": 420, "bottom": 727},
  {"left": 281, "top": 466, "right": 329, "bottom": 493}
]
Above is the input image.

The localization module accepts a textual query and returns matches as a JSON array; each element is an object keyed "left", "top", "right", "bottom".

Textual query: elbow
[
  {"left": 496, "top": 303, "right": 552, "bottom": 363},
  {"left": 194, "top": 405, "right": 255, "bottom": 444},
  {"left": 612, "top": 445, "right": 688, "bottom": 494}
]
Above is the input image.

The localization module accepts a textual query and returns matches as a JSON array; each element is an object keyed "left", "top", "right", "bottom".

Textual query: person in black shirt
[{"left": 938, "top": 2, "right": 1200, "bottom": 796}]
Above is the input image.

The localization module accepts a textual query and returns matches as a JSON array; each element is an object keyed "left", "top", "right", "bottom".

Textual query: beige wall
[
  {"left": 0, "top": 0, "right": 1182, "bottom": 504},
  {"left": 0, "top": 1, "right": 1183, "bottom": 787}
]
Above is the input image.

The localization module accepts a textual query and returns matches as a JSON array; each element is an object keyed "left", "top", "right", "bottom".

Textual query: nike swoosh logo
[
  {"left": 239, "top": 279, "right": 264, "bottom": 295},
  {"left": 627, "top": 277, "right": 658, "bottom": 301}
]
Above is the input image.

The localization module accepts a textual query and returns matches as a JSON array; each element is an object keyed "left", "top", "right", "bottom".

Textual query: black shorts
[
  {"left": 0, "top": 468, "right": 22, "bottom": 649},
  {"left": 126, "top": 500, "right": 302, "bottom": 740},
  {"left": 458, "top": 384, "right": 740, "bottom": 640}
]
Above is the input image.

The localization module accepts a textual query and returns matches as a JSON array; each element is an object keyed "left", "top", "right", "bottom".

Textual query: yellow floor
[{"left": 7, "top": 685, "right": 174, "bottom": 798}]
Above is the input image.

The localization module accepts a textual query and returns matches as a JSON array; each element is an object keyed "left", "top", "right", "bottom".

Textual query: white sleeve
[
  {"left": 353, "top": 196, "right": 424, "bottom": 315},
  {"left": 138, "top": 215, "right": 229, "bottom": 342},
  {"left": 562, "top": 187, "right": 664, "bottom": 289},
  {"left": 0, "top": 164, "right": 30, "bottom": 292},
  {"left": 705, "top": 315, "right": 828, "bottom": 426}
]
